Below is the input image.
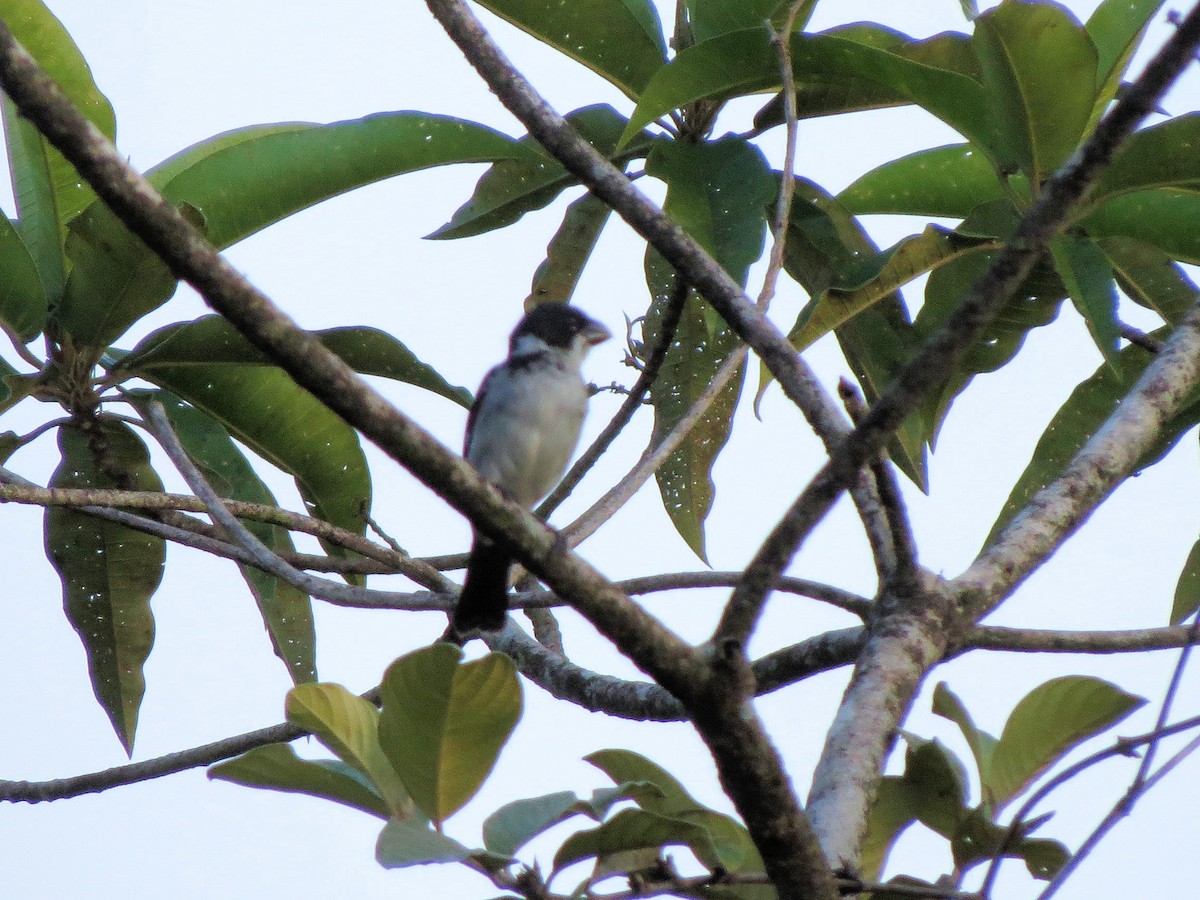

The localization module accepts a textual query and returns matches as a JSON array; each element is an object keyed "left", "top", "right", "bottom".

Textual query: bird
[{"left": 451, "top": 303, "right": 611, "bottom": 636}]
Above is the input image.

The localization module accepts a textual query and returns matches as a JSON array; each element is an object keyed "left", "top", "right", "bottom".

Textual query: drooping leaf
[
  {"left": 376, "top": 817, "right": 471, "bottom": 868},
  {"left": 430, "top": 105, "right": 652, "bottom": 241},
  {"left": 1083, "top": 189, "right": 1200, "bottom": 266},
  {"left": 473, "top": 0, "right": 666, "bottom": 98},
  {"left": 0, "top": 209, "right": 48, "bottom": 340},
  {"left": 44, "top": 420, "right": 164, "bottom": 752},
  {"left": 3, "top": 95, "right": 64, "bottom": 303},
  {"left": 122, "top": 314, "right": 470, "bottom": 408},
  {"left": 527, "top": 193, "right": 615, "bottom": 305},
  {"left": 971, "top": 0, "right": 1098, "bottom": 185},
  {"left": 1171, "top": 537, "right": 1200, "bottom": 624},
  {"left": 1, "top": 0, "right": 116, "bottom": 237},
  {"left": 583, "top": 781, "right": 667, "bottom": 819},
  {"left": 985, "top": 331, "right": 1180, "bottom": 544},
  {"left": 622, "top": 28, "right": 1000, "bottom": 158},
  {"left": 685, "top": 0, "right": 789, "bottom": 45},
  {"left": 378, "top": 644, "right": 522, "bottom": 825},
  {"left": 126, "top": 390, "right": 317, "bottom": 683},
  {"left": 118, "top": 322, "right": 372, "bottom": 543},
  {"left": 1086, "top": 0, "right": 1165, "bottom": 129},
  {"left": 285, "top": 682, "right": 411, "bottom": 817},
  {"left": 839, "top": 143, "right": 1004, "bottom": 219},
  {"left": 1099, "top": 235, "right": 1198, "bottom": 326},
  {"left": 552, "top": 808, "right": 720, "bottom": 873},
  {"left": 1049, "top": 233, "right": 1120, "bottom": 370},
  {"left": 932, "top": 682, "right": 999, "bottom": 791},
  {"left": 483, "top": 791, "right": 582, "bottom": 858},
  {"left": 643, "top": 137, "right": 771, "bottom": 560},
  {"left": 58, "top": 112, "right": 540, "bottom": 346},
  {"left": 1020, "top": 836, "right": 1071, "bottom": 880},
  {"left": 900, "top": 736, "right": 969, "bottom": 838},
  {"left": 987, "top": 676, "right": 1145, "bottom": 810},
  {"left": 788, "top": 225, "right": 992, "bottom": 353},
  {"left": 209, "top": 744, "right": 390, "bottom": 819},
  {"left": 860, "top": 779, "right": 918, "bottom": 881}
]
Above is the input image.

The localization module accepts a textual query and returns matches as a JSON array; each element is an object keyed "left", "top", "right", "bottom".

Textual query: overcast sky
[{"left": 1, "top": 1, "right": 1198, "bottom": 897}]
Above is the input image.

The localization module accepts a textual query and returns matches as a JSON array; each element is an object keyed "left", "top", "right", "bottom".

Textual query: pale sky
[{"left": 1, "top": 1, "right": 1198, "bottom": 897}]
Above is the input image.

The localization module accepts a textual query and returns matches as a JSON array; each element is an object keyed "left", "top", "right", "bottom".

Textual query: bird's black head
[{"left": 509, "top": 304, "right": 610, "bottom": 353}]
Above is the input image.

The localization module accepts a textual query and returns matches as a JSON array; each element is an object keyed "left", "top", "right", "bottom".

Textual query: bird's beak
[{"left": 585, "top": 320, "right": 611, "bottom": 346}]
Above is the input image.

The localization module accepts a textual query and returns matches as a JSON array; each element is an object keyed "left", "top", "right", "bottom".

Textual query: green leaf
[
  {"left": 127, "top": 391, "right": 317, "bottom": 683},
  {"left": 3, "top": 95, "right": 64, "bottom": 303},
  {"left": 285, "top": 682, "right": 411, "bottom": 818},
  {"left": 584, "top": 749, "right": 698, "bottom": 816},
  {"left": 1086, "top": 0, "right": 1164, "bottom": 129},
  {"left": 788, "top": 225, "right": 992, "bottom": 353},
  {"left": 623, "top": 29, "right": 999, "bottom": 157},
  {"left": 0, "top": 209, "right": 48, "bottom": 340},
  {"left": 987, "top": 675, "right": 1146, "bottom": 810},
  {"left": 44, "top": 420, "right": 164, "bottom": 752},
  {"left": 118, "top": 322, "right": 372, "bottom": 544},
  {"left": 777, "top": 182, "right": 927, "bottom": 488},
  {"left": 1, "top": 0, "right": 116, "bottom": 232},
  {"left": 1090, "top": 114, "right": 1200, "bottom": 202},
  {"left": 527, "top": 193, "right": 615, "bottom": 305},
  {"left": 1083, "top": 190, "right": 1200, "bottom": 265},
  {"left": 643, "top": 138, "right": 770, "bottom": 560},
  {"left": 900, "top": 736, "right": 969, "bottom": 838},
  {"left": 584, "top": 781, "right": 667, "bottom": 818},
  {"left": 123, "top": 314, "right": 470, "bottom": 408},
  {"left": 685, "top": 0, "right": 789, "bottom": 44},
  {"left": 474, "top": 0, "right": 666, "bottom": 98},
  {"left": 1049, "top": 233, "right": 1120, "bottom": 369},
  {"left": 971, "top": 0, "right": 1097, "bottom": 185},
  {"left": 376, "top": 817, "right": 471, "bottom": 868},
  {"left": 860, "top": 779, "right": 917, "bottom": 881},
  {"left": 1020, "top": 836, "right": 1071, "bottom": 881},
  {"left": 985, "top": 333, "right": 1174, "bottom": 543},
  {"left": 932, "top": 682, "right": 999, "bottom": 791},
  {"left": 209, "top": 744, "right": 390, "bottom": 819},
  {"left": 839, "top": 143, "right": 1004, "bottom": 219},
  {"left": 58, "top": 112, "right": 539, "bottom": 346},
  {"left": 483, "top": 791, "right": 581, "bottom": 858},
  {"left": 430, "top": 105, "right": 651, "bottom": 241},
  {"left": 378, "top": 644, "right": 523, "bottom": 825},
  {"left": 1171, "top": 537, "right": 1200, "bottom": 624},
  {"left": 552, "top": 808, "right": 720, "bottom": 873},
  {"left": 1099, "top": 235, "right": 1198, "bottom": 326}
]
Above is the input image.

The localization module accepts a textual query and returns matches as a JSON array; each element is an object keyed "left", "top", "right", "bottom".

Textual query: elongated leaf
[
  {"left": 378, "top": 644, "right": 522, "bottom": 824},
  {"left": 685, "top": 0, "right": 786, "bottom": 44},
  {"left": 1086, "top": 0, "right": 1164, "bottom": 129},
  {"left": 985, "top": 332, "right": 1171, "bottom": 544},
  {"left": 44, "top": 420, "right": 164, "bottom": 752},
  {"left": 839, "top": 143, "right": 1003, "bottom": 219},
  {"left": 474, "top": 0, "right": 665, "bottom": 98},
  {"left": 623, "top": 29, "right": 999, "bottom": 158},
  {"left": 0, "top": 210, "right": 48, "bottom": 340},
  {"left": 484, "top": 791, "right": 581, "bottom": 857},
  {"left": 122, "top": 314, "right": 470, "bottom": 408},
  {"left": 972, "top": 0, "right": 1097, "bottom": 185},
  {"left": 376, "top": 817, "right": 471, "bottom": 868},
  {"left": 1099, "top": 236, "right": 1198, "bottom": 326},
  {"left": 1090, "top": 114, "right": 1200, "bottom": 202},
  {"left": 1171, "top": 537, "right": 1200, "bottom": 624},
  {"left": 1, "top": 0, "right": 115, "bottom": 234},
  {"left": 209, "top": 744, "right": 389, "bottom": 818},
  {"left": 3, "top": 96, "right": 63, "bottom": 304},
  {"left": 789, "top": 225, "right": 991, "bottom": 352},
  {"left": 861, "top": 779, "right": 918, "bottom": 881},
  {"left": 118, "top": 340, "right": 372, "bottom": 543},
  {"left": 430, "top": 105, "right": 651, "bottom": 241},
  {"left": 552, "top": 808, "right": 720, "bottom": 873},
  {"left": 527, "top": 193, "right": 615, "bottom": 305},
  {"left": 59, "top": 112, "right": 539, "bottom": 346},
  {"left": 932, "top": 682, "right": 999, "bottom": 791},
  {"left": 585, "top": 749, "right": 697, "bottom": 815},
  {"left": 1049, "top": 233, "right": 1119, "bottom": 369},
  {"left": 285, "top": 682, "right": 411, "bottom": 817},
  {"left": 1083, "top": 189, "right": 1200, "bottom": 265},
  {"left": 987, "top": 676, "right": 1145, "bottom": 810},
  {"left": 127, "top": 390, "right": 317, "bottom": 683},
  {"left": 900, "top": 736, "right": 969, "bottom": 838},
  {"left": 643, "top": 138, "right": 771, "bottom": 560}
]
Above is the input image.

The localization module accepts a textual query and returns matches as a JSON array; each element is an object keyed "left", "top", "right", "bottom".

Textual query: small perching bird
[{"left": 451, "top": 303, "right": 611, "bottom": 636}]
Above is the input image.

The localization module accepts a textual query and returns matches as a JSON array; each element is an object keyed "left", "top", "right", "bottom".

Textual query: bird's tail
[{"left": 451, "top": 537, "right": 512, "bottom": 635}]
